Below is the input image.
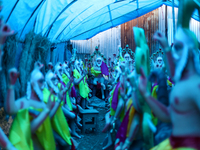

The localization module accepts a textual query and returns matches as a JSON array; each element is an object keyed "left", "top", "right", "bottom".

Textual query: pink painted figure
[{"left": 139, "top": 20, "right": 200, "bottom": 150}]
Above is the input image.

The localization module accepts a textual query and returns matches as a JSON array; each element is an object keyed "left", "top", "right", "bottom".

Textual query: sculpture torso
[{"left": 169, "top": 74, "right": 200, "bottom": 136}]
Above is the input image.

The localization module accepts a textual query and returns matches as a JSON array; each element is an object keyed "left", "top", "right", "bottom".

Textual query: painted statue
[
  {"left": 73, "top": 59, "right": 90, "bottom": 109},
  {"left": 102, "top": 65, "right": 126, "bottom": 150},
  {"left": 54, "top": 62, "right": 82, "bottom": 139},
  {"left": 139, "top": 0, "right": 200, "bottom": 149},
  {"left": 62, "top": 61, "right": 83, "bottom": 133},
  {"left": 114, "top": 27, "right": 155, "bottom": 150},
  {"left": 150, "top": 49, "right": 165, "bottom": 71},
  {"left": 5, "top": 67, "right": 56, "bottom": 150},
  {"left": 0, "top": 2, "right": 16, "bottom": 149},
  {"left": 90, "top": 46, "right": 109, "bottom": 99}
]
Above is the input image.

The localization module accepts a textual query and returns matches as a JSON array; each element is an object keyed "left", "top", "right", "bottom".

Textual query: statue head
[
  {"left": 27, "top": 69, "right": 45, "bottom": 101},
  {"left": 173, "top": 27, "right": 200, "bottom": 81},
  {"left": 155, "top": 56, "right": 164, "bottom": 69},
  {"left": 34, "top": 61, "right": 44, "bottom": 70},
  {"left": 75, "top": 59, "right": 81, "bottom": 73},
  {"left": 62, "top": 62, "right": 70, "bottom": 77},
  {"left": 80, "top": 59, "right": 84, "bottom": 70},
  {"left": 45, "top": 70, "right": 59, "bottom": 94},
  {"left": 96, "top": 56, "right": 102, "bottom": 67},
  {"left": 48, "top": 62, "right": 53, "bottom": 70},
  {"left": 54, "top": 62, "right": 63, "bottom": 81},
  {"left": 124, "top": 53, "right": 131, "bottom": 62}
]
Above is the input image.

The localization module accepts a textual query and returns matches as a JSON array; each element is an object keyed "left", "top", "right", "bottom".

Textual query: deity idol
[
  {"left": 5, "top": 67, "right": 57, "bottom": 150},
  {"left": 0, "top": 2, "right": 16, "bottom": 149},
  {"left": 139, "top": 0, "right": 200, "bottom": 149},
  {"left": 73, "top": 59, "right": 90, "bottom": 109},
  {"left": 102, "top": 65, "right": 126, "bottom": 150},
  {"left": 91, "top": 46, "right": 109, "bottom": 99},
  {"left": 151, "top": 49, "right": 165, "bottom": 70},
  {"left": 53, "top": 62, "right": 82, "bottom": 139}
]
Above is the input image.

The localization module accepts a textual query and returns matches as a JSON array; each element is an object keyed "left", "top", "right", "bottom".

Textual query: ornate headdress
[
  {"left": 88, "top": 46, "right": 107, "bottom": 66},
  {"left": 150, "top": 48, "right": 164, "bottom": 69},
  {"left": 121, "top": 44, "right": 135, "bottom": 60}
]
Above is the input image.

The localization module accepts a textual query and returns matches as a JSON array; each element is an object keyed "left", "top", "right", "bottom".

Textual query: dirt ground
[
  {"left": 0, "top": 108, "right": 13, "bottom": 136},
  {"left": 75, "top": 107, "right": 107, "bottom": 150}
]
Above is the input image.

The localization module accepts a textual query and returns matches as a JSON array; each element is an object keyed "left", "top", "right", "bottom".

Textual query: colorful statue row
[
  {"left": 101, "top": 1, "right": 200, "bottom": 150},
  {"left": 1, "top": 0, "right": 200, "bottom": 150}
]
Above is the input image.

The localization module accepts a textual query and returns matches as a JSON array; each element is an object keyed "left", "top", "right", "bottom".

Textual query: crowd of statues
[{"left": 0, "top": 0, "right": 200, "bottom": 150}]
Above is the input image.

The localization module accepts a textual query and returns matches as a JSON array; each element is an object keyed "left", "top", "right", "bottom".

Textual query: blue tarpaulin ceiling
[{"left": 2, "top": 0, "right": 200, "bottom": 42}]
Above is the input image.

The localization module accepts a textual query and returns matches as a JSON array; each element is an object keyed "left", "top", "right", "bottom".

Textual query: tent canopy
[{"left": 2, "top": 0, "right": 200, "bottom": 42}]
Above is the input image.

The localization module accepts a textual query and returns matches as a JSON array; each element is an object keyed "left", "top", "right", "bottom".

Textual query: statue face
[
  {"left": 172, "top": 27, "right": 199, "bottom": 81},
  {"left": 157, "top": 57, "right": 163, "bottom": 65},
  {"left": 51, "top": 76, "right": 58, "bottom": 86},
  {"left": 31, "top": 70, "right": 45, "bottom": 90},
  {"left": 76, "top": 61, "right": 80, "bottom": 68},
  {"left": 173, "top": 28, "right": 197, "bottom": 64},
  {"left": 46, "top": 71, "right": 59, "bottom": 93},
  {"left": 80, "top": 61, "right": 84, "bottom": 69},
  {"left": 124, "top": 53, "right": 130, "bottom": 61},
  {"left": 58, "top": 68, "right": 63, "bottom": 75},
  {"left": 37, "top": 76, "right": 45, "bottom": 90},
  {"left": 96, "top": 57, "right": 102, "bottom": 67},
  {"left": 48, "top": 63, "right": 53, "bottom": 70},
  {"left": 64, "top": 65, "right": 69, "bottom": 72},
  {"left": 31, "top": 70, "right": 45, "bottom": 101}
]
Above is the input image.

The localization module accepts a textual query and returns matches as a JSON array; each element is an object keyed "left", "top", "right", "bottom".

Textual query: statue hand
[
  {"left": 153, "top": 31, "right": 168, "bottom": 49},
  {"left": 122, "top": 139, "right": 131, "bottom": 150},
  {"left": 0, "top": 22, "right": 14, "bottom": 44},
  {"left": 9, "top": 68, "right": 20, "bottom": 85}
]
